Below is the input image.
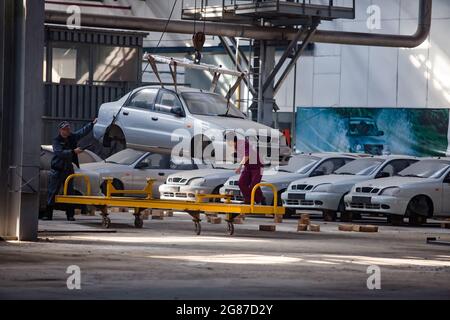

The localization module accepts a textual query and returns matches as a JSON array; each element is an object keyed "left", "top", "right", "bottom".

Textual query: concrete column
[
  {"left": 257, "top": 41, "right": 275, "bottom": 126},
  {"left": 0, "top": 0, "right": 45, "bottom": 241}
]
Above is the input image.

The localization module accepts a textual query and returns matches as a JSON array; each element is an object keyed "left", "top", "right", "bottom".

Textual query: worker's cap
[{"left": 58, "top": 121, "right": 71, "bottom": 129}]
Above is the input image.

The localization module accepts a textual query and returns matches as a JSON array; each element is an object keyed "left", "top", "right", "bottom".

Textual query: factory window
[{"left": 50, "top": 43, "right": 90, "bottom": 84}]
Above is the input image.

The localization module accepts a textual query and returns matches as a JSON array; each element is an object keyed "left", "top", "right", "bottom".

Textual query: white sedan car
[
  {"left": 159, "top": 163, "right": 238, "bottom": 202},
  {"left": 74, "top": 148, "right": 202, "bottom": 198},
  {"left": 220, "top": 153, "right": 357, "bottom": 216},
  {"left": 344, "top": 158, "right": 450, "bottom": 226},
  {"left": 281, "top": 156, "right": 418, "bottom": 221}
]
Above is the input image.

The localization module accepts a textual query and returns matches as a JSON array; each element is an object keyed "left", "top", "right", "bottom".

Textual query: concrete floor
[{"left": 0, "top": 211, "right": 450, "bottom": 300}]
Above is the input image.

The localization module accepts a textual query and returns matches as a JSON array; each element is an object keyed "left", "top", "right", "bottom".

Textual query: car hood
[
  {"left": 354, "top": 177, "right": 429, "bottom": 189},
  {"left": 194, "top": 115, "right": 280, "bottom": 136},
  {"left": 79, "top": 162, "right": 127, "bottom": 175},
  {"left": 292, "top": 174, "right": 370, "bottom": 187},
  {"left": 168, "top": 168, "right": 234, "bottom": 181},
  {"left": 262, "top": 171, "right": 307, "bottom": 184}
]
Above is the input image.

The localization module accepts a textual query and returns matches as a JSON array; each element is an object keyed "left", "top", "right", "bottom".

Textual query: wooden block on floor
[
  {"left": 274, "top": 215, "right": 283, "bottom": 223},
  {"left": 259, "top": 225, "right": 276, "bottom": 232},
  {"left": 309, "top": 224, "right": 320, "bottom": 232},
  {"left": 352, "top": 225, "right": 361, "bottom": 232},
  {"left": 152, "top": 209, "right": 164, "bottom": 216},
  {"left": 233, "top": 217, "right": 244, "bottom": 224},
  {"left": 110, "top": 207, "right": 121, "bottom": 213},
  {"left": 358, "top": 225, "right": 378, "bottom": 233},
  {"left": 88, "top": 208, "right": 96, "bottom": 216},
  {"left": 339, "top": 224, "right": 354, "bottom": 232},
  {"left": 300, "top": 213, "right": 310, "bottom": 220},
  {"left": 74, "top": 209, "right": 82, "bottom": 216},
  {"left": 238, "top": 214, "right": 245, "bottom": 220},
  {"left": 299, "top": 218, "right": 310, "bottom": 226},
  {"left": 119, "top": 207, "right": 129, "bottom": 213},
  {"left": 210, "top": 217, "right": 222, "bottom": 224},
  {"left": 297, "top": 224, "right": 308, "bottom": 232},
  {"left": 152, "top": 215, "right": 164, "bottom": 220},
  {"left": 164, "top": 210, "right": 173, "bottom": 217}
]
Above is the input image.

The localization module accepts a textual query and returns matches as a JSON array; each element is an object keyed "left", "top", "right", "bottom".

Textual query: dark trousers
[
  {"left": 238, "top": 167, "right": 263, "bottom": 204},
  {"left": 46, "top": 169, "right": 75, "bottom": 219}
]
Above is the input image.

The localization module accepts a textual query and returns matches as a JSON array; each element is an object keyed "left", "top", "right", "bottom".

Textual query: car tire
[
  {"left": 389, "top": 214, "right": 404, "bottom": 226},
  {"left": 406, "top": 196, "right": 431, "bottom": 226},
  {"left": 100, "top": 179, "right": 124, "bottom": 197},
  {"left": 338, "top": 198, "right": 353, "bottom": 222},
  {"left": 322, "top": 210, "right": 337, "bottom": 222}
]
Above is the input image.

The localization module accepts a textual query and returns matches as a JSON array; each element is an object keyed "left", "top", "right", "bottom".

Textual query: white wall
[{"left": 276, "top": 0, "right": 450, "bottom": 111}]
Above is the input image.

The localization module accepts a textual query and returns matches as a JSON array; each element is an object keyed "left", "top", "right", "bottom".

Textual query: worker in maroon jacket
[{"left": 235, "top": 137, "right": 265, "bottom": 205}]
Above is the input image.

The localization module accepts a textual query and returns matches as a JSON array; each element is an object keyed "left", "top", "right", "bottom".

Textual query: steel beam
[{"left": 45, "top": 0, "right": 432, "bottom": 48}]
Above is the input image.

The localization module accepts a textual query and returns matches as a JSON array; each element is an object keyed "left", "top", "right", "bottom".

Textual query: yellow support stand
[{"left": 56, "top": 174, "right": 285, "bottom": 236}]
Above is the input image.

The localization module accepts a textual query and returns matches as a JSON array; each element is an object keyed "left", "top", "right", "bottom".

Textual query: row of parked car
[{"left": 39, "top": 146, "right": 450, "bottom": 227}]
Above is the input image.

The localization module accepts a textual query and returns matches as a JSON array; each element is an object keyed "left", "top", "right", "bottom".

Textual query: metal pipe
[{"left": 45, "top": 0, "right": 432, "bottom": 48}]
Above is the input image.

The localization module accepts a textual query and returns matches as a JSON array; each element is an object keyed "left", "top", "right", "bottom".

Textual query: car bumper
[
  {"left": 159, "top": 184, "right": 212, "bottom": 202},
  {"left": 281, "top": 191, "right": 342, "bottom": 211},
  {"left": 344, "top": 194, "right": 409, "bottom": 215}
]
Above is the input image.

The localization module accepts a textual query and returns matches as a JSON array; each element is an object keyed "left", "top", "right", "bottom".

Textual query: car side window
[
  {"left": 127, "top": 89, "right": 158, "bottom": 110},
  {"left": 169, "top": 160, "right": 196, "bottom": 170},
  {"left": 314, "top": 158, "right": 346, "bottom": 175},
  {"left": 155, "top": 91, "right": 182, "bottom": 114},
  {"left": 138, "top": 153, "right": 171, "bottom": 170},
  {"left": 381, "top": 160, "right": 413, "bottom": 177}
]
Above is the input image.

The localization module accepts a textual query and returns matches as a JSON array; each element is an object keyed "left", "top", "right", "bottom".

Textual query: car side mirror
[
  {"left": 171, "top": 106, "right": 185, "bottom": 117},
  {"left": 135, "top": 162, "right": 149, "bottom": 170},
  {"left": 310, "top": 170, "right": 325, "bottom": 177},
  {"left": 376, "top": 171, "right": 390, "bottom": 179}
]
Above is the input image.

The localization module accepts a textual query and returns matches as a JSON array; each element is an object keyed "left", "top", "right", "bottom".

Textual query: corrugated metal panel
[{"left": 45, "top": 25, "right": 146, "bottom": 47}]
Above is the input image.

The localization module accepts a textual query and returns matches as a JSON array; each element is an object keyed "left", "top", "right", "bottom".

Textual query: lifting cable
[{"left": 142, "top": 0, "right": 179, "bottom": 77}]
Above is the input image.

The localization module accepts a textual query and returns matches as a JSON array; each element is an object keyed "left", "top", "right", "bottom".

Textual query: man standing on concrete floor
[{"left": 41, "top": 119, "right": 97, "bottom": 221}]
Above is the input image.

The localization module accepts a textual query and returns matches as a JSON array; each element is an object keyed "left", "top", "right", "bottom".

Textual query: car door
[
  {"left": 441, "top": 169, "right": 450, "bottom": 216},
  {"left": 131, "top": 152, "right": 173, "bottom": 197},
  {"left": 153, "top": 89, "right": 188, "bottom": 150},
  {"left": 119, "top": 88, "right": 159, "bottom": 149}
]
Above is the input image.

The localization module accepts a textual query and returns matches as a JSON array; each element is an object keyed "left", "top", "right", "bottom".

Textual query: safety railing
[
  {"left": 250, "top": 183, "right": 279, "bottom": 213},
  {"left": 63, "top": 174, "right": 92, "bottom": 196}
]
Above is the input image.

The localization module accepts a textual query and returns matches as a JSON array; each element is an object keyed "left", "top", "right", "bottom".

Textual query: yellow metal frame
[{"left": 57, "top": 174, "right": 285, "bottom": 216}]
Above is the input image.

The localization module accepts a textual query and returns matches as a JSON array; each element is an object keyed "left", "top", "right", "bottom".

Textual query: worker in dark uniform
[
  {"left": 235, "top": 137, "right": 265, "bottom": 205},
  {"left": 42, "top": 119, "right": 97, "bottom": 221}
]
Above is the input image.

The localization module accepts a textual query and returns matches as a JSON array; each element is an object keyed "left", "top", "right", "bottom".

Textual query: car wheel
[
  {"left": 211, "top": 185, "right": 223, "bottom": 203},
  {"left": 103, "top": 125, "right": 126, "bottom": 155},
  {"left": 389, "top": 214, "right": 404, "bottom": 226},
  {"left": 406, "top": 196, "right": 431, "bottom": 226},
  {"left": 100, "top": 179, "right": 124, "bottom": 197},
  {"left": 338, "top": 198, "right": 353, "bottom": 222},
  {"left": 322, "top": 210, "right": 337, "bottom": 222}
]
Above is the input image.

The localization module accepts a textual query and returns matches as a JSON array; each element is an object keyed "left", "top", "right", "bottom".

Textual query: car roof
[
  {"left": 359, "top": 155, "right": 419, "bottom": 161},
  {"left": 136, "top": 85, "right": 212, "bottom": 95},
  {"left": 417, "top": 156, "right": 450, "bottom": 161},
  {"left": 292, "top": 152, "right": 358, "bottom": 159}
]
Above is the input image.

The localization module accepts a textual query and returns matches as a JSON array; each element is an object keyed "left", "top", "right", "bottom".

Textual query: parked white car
[
  {"left": 94, "top": 86, "right": 291, "bottom": 164},
  {"left": 73, "top": 148, "right": 203, "bottom": 198},
  {"left": 344, "top": 158, "right": 450, "bottom": 225},
  {"left": 159, "top": 163, "right": 238, "bottom": 202},
  {"left": 281, "top": 155, "right": 418, "bottom": 221},
  {"left": 220, "top": 153, "right": 357, "bottom": 216}
]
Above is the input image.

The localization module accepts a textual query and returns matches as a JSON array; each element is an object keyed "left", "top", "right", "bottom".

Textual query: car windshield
[
  {"left": 334, "top": 158, "right": 384, "bottom": 176},
  {"left": 275, "top": 155, "right": 320, "bottom": 174},
  {"left": 348, "top": 119, "right": 379, "bottom": 136},
  {"left": 105, "top": 149, "right": 145, "bottom": 165},
  {"left": 212, "top": 162, "right": 240, "bottom": 170},
  {"left": 181, "top": 92, "right": 246, "bottom": 119},
  {"left": 398, "top": 160, "right": 450, "bottom": 179}
]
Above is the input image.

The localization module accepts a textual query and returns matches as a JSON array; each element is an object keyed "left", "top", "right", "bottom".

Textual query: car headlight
[
  {"left": 189, "top": 178, "right": 206, "bottom": 186},
  {"left": 312, "top": 183, "right": 332, "bottom": 193},
  {"left": 380, "top": 187, "right": 400, "bottom": 196}
]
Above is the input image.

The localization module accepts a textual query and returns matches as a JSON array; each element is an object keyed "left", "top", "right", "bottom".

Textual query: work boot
[{"left": 42, "top": 206, "right": 53, "bottom": 221}]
